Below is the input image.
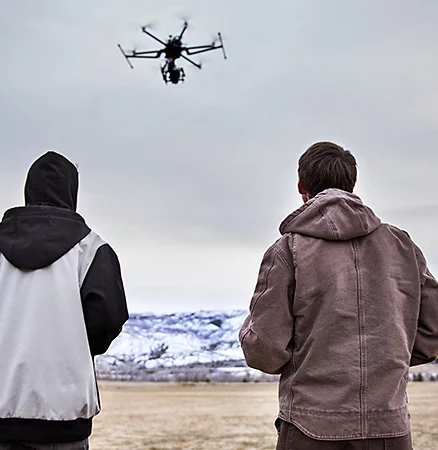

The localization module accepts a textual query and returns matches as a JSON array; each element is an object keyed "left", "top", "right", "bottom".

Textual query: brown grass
[{"left": 90, "top": 382, "right": 438, "bottom": 450}]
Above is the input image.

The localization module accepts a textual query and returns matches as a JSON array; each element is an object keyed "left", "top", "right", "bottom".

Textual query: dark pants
[
  {"left": 276, "top": 419, "right": 413, "bottom": 450},
  {"left": 0, "top": 441, "right": 88, "bottom": 450}
]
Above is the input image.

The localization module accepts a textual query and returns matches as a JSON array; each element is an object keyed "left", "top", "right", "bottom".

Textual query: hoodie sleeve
[
  {"left": 239, "top": 242, "right": 295, "bottom": 374},
  {"left": 80, "top": 244, "right": 129, "bottom": 356},
  {"left": 410, "top": 245, "right": 438, "bottom": 366}
]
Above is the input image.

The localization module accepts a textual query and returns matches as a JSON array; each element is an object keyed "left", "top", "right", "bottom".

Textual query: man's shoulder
[
  {"left": 266, "top": 235, "right": 295, "bottom": 270},
  {"left": 78, "top": 230, "right": 105, "bottom": 248},
  {"left": 378, "top": 222, "right": 412, "bottom": 240},
  {"left": 79, "top": 231, "right": 121, "bottom": 260}
]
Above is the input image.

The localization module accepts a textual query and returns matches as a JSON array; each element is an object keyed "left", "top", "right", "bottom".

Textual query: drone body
[{"left": 118, "top": 21, "right": 227, "bottom": 84}]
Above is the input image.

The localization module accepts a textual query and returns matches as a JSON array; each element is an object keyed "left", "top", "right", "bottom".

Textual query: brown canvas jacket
[{"left": 239, "top": 188, "right": 438, "bottom": 440}]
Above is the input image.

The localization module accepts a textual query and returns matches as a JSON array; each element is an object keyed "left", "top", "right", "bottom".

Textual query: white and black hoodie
[{"left": 0, "top": 152, "right": 128, "bottom": 443}]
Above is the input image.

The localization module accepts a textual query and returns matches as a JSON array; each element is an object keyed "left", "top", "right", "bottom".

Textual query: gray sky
[{"left": 1, "top": 1, "right": 438, "bottom": 313}]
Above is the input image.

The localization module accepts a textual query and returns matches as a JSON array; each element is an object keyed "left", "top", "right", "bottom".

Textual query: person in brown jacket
[{"left": 239, "top": 142, "right": 438, "bottom": 450}]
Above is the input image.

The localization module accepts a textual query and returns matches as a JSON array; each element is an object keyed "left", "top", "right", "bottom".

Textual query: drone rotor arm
[
  {"left": 130, "top": 55, "right": 162, "bottom": 59},
  {"left": 180, "top": 53, "right": 202, "bottom": 69},
  {"left": 130, "top": 49, "right": 163, "bottom": 58},
  {"left": 141, "top": 27, "right": 167, "bottom": 46},
  {"left": 184, "top": 44, "right": 216, "bottom": 51},
  {"left": 183, "top": 33, "right": 226, "bottom": 58},
  {"left": 184, "top": 45, "right": 223, "bottom": 56},
  {"left": 178, "top": 21, "right": 189, "bottom": 40}
]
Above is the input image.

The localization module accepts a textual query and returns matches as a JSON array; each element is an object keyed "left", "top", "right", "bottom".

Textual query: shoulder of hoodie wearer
[
  {"left": 96, "top": 241, "right": 123, "bottom": 264},
  {"left": 80, "top": 239, "right": 126, "bottom": 300},
  {"left": 85, "top": 232, "right": 121, "bottom": 261},
  {"left": 79, "top": 227, "right": 123, "bottom": 268}
]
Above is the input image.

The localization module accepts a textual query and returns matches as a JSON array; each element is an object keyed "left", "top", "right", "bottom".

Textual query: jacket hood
[
  {"left": 0, "top": 206, "right": 91, "bottom": 270},
  {"left": 279, "top": 189, "right": 381, "bottom": 240},
  {"left": 25, "top": 151, "right": 79, "bottom": 211},
  {"left": 0, "top": 152, "right": 89, "bottom": 270}
]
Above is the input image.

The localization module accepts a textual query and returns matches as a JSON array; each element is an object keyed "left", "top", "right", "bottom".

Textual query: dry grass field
[{"left": 90, "top": 382, "right": 438, "bottom": 450}]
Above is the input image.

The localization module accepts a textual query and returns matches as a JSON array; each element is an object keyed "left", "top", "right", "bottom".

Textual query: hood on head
[
  {"left": 0, "top": 151, "right": 89, "bottom": 270},
  {"left": 25, "top": 151, "right": 79, "bottom": 211},
  {"left": 280, "top": 189, "right": 381, "bottom": 241}
]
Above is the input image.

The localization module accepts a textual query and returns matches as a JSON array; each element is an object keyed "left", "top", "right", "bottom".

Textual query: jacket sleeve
[
  {"left": 80, "top": 244, "right": 129, "bottom": 356},
  {"left": 410, "top": 245, "right": 438, "bottom": 366},
  {"left": 239, "top": 243, "right": 295, "bottom": 374}
]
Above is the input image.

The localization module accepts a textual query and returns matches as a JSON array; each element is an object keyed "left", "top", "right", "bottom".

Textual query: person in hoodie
[
  {"left": 0, "top": 151, "right": 129, "bottom": 449},
  {"left": 239, "top": 142, "right": 438, "bottom": 450}
]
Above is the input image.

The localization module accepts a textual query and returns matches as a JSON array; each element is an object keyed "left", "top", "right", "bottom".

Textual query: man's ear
[
  {"left": 298, "top": 179, "right": 310, "bottom": 203},
  {"left": 298, "top": 179, "right": 306, "bottom": 195}
]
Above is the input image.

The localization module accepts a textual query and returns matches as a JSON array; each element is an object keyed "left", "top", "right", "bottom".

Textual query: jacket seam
[
  {"left": 284, "top": 419, "right": 410, "bottom": 440},
  {"left": 313, "top": 203, "right": 339, "bottom": 239},
  {"left": 279, "top": 200, "right": 313, "bottom": 233},
  {"left": 79, "top": 235, "right": 106, "bottom": 288},
  {"left": 274, "top": 246, "right": 294, "bottom": 276},
  {"left": 289, "top": 233, "right": 297, "bottom": 414},
  {"left": 240, "top": 326, "right": 252, "bottom": 343},
  {"left": 353, "top": 239, "right": 367, "bottom": 436},
  {"left": 291, "top": 233, "right": 297, "bottom": 272},
  {"left": 250, "top": 249, "right": 277, "bottom": 313},
  {"left": 282, "top": 404, "right": 407, "bottom": 415}
]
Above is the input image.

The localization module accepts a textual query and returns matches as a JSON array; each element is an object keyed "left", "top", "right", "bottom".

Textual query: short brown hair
[{"left": 298, "top": 142, "right": 357, "bottom": 198}]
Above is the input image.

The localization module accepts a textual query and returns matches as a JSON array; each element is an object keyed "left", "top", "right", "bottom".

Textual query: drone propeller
[
  {"left": 208, "top": 31, "right": 221, "bottom": 45},
  {"left": 178, "top": 14, "right": 192, "bottom": 26},
  {"left": 127, "top": 20, "right": 154, "bottom": 33},
  {"left": 141, "top": 20, "right": 157, "bottom": 31}
]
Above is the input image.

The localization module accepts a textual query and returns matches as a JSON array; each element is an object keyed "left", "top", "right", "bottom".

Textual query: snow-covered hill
[{"left": 95, "top": 310, "right": 276, "bottom": 381}]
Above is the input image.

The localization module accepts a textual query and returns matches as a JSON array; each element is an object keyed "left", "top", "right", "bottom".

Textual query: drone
[{"left": 118, "top": 21, "right": 227, "bottom": 84}]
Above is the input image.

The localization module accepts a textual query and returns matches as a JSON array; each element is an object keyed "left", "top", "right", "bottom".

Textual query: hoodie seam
[
  {"left": 291, "top": 234, "right": 297, "bottom": 272},
  {"left": 289, "top": 233, "right": 297, "bottom": 414},
  {"left": 279, "top": 201, "right": 313, "bottom": 234},
  {"left": 312, "top": 203, "right": 339, "bottom": 240},
  {"left": 274, "top": 246, "right": 294, "bottom": 276},
  {"left": 250, "top": 248, "right": 277, "bottom": 313},
  {"left": 352, "top": 239, "right": 367, "bottom": 437}
]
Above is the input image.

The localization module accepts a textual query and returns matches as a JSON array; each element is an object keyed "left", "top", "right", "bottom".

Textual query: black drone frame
[{"left": 118, "top": 23, "right": 227, "bottom": 70}]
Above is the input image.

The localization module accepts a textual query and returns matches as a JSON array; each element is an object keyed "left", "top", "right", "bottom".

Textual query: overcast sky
[{"left": 1, "top": 1, "right": 437, "bottom": 313}]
